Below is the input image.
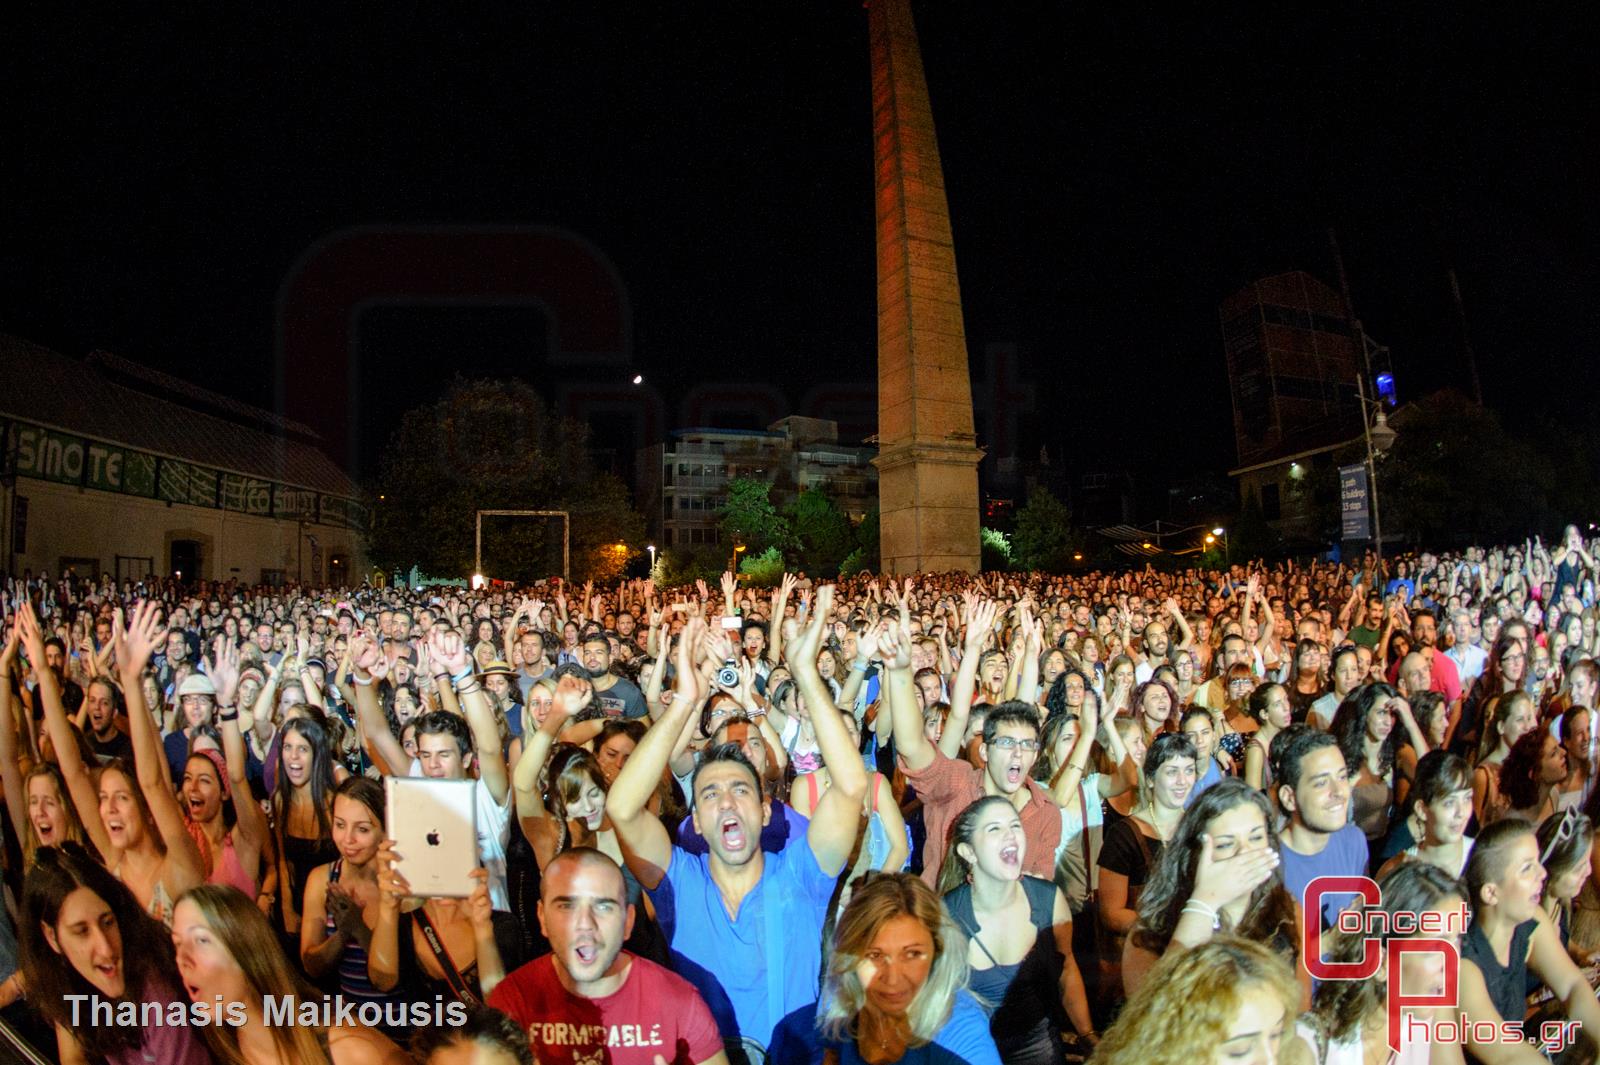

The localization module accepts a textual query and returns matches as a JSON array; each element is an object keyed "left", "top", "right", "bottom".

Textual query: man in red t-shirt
[{"left": 488, "top": 848, "right": 727, "bottom": 1065}]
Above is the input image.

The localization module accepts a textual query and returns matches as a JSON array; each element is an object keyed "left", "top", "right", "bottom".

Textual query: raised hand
[
  {"left": 878, "top": 620, "right": 912, "bottom": 672},
  {"left": 963, "top": 599, "right": 999, "bottom": 652},
  {"left": 551, "top": 674, "right": 593, "bottom": 723},
  {"left": 118, "top": 600, "right": 167, "bottom": 672},
  {"left": 428, "top": 628, "right": 470, "bottom": 676},
  {"left": 1190, "top": 832, "right": 1279, "bottom": 911},
  {"left": 211, "top": 636, "right": 242, "bottom": 708},
  {"left": 785, "top": 585, "right": 833, "bottom": 680},
  {"left": 465, "top": 868, "right": 493, "bottom": 931}
]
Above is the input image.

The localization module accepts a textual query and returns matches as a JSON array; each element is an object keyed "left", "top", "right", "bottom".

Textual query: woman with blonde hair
[
  {"left": 1088, "top": 936, "right": 1301, "bottom": 1065},
  {"left": 173, "top": 883, "right": 410, "bottom": 1064},
  {"left": 769, "top": 872, "right": 999, "bottom": 1064}
]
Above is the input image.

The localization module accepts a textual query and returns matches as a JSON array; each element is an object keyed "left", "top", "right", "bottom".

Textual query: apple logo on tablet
[{"left": 426, "top": 830, "right": 441, "bottom": 846}]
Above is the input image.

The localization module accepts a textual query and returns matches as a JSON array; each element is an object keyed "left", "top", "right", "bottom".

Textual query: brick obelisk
[{"left": 869, "top": 0, "right": 983, "bottom": 574}]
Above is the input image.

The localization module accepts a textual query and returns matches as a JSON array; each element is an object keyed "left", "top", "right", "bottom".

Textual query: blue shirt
[
  {"left": 1278, "top": 822, "right": 1369, "bottom": 928},
  {"left": 767, "top": 990, "right": 1002, "bottom": 1065},
  {"left": 1186, "top": 759, "right": 1224, "bottom": 806},
  {"left": 648, "top": 838, "right": 839, "bottom": 1051}
]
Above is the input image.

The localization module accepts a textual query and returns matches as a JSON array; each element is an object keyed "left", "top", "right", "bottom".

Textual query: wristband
[
  {"left": 850, "top": 660, "right": 869, "bottom": 673},
  {"left": 352, "top": 674, "right": 374, "bottom": 687},
  {"left": 220, "top": 710, "right": 239, "bottom": 722},
  {"left": 450, "top": 667, "right": 474, "bottom": 685},
  {"left": 1181, "top": 899, "right": 1221, "bottom": 930}
]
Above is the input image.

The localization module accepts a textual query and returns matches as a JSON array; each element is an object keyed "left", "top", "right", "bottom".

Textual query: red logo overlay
[{"left": 1301, "top": 875, "right": 1581, "bottom": 1055}]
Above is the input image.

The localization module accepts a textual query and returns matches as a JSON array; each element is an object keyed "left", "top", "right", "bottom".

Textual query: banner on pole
[{"left": 1340, "top": 464, "right": 1371, "bottom": 541}]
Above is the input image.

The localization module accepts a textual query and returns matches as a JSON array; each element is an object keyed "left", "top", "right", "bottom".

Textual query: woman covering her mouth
[{"left": 19, "top": 843, "right": 217, "bottom": 1065}]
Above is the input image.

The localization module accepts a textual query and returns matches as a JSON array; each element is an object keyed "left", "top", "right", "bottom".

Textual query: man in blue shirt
[
  {"left": 608, "top": 589, "right": 867, "bottom": 1060},
  {"left": 1273, "top": 726, "right": 1369, "bottom": 929}
]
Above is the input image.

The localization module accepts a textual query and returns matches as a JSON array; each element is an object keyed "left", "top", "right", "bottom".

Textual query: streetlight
[
  {"left": 647, "top": 544, "right": 656, "bottom": 571},
  {"left": 1357, "top": 374, "right": 1398, "bottom": 565}
]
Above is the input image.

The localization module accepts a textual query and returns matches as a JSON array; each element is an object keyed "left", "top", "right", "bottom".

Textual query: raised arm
[
  {"left": 1050, "top": 694, "right": 1100, "bottom": 807},
  {"left": 432, "top": 630, "right": 508, "bottom": 805},
  {"left": 787, "top": 587, "right": 866, "bottom": 877},
  {"left": 767, "top": 573, "right": 796, "bottom": 668},
  {"left": 210, "top": 637, "right": 269, "bottom": 862},
  {"left": 606, "top": 618, "right": 705, "bottom": 889},
  {"left": 0, "top": 626, "right": 33, "bottom": 848},
  {"left": 117, "top": 602, "right": 204, "bottom": 887},
  {"left": 1165, "top": 598, "right": 1195, "bottom": 651},
  {"left": 17, "top": 604, "right": 112, "bottom": 858},
  {"left": 350, "top": 633, "right": 408, "bottom": 776},
  {"left": 513, "top": 676, "right": 589, "bottom": 822},
  {"left": 941, "top": 599, "right": 998, "bottom": 760}
]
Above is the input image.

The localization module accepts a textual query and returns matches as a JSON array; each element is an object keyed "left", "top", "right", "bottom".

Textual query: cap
[{"left": 176, "top": 674, "right": 217, "bottom": 699}]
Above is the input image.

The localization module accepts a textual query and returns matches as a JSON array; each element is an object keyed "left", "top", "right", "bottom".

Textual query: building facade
[
  {"left": 635, "top": 417, "right": 877, "bottom": 548},
  {"left": 0, "top": 336, "right": 366, "bottom": 585},
  {"left": 1220, "top": 272, "right": 1370, "bottom": 541}
]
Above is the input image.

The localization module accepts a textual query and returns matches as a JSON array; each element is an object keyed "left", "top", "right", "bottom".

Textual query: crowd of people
[{"left": 2, "top": 527, "right": 1600, "bottom": 1063}]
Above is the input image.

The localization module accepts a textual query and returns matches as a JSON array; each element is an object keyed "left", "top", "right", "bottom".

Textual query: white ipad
[{"left": 385, "top": 777, "right": 479, "bottom": 898}]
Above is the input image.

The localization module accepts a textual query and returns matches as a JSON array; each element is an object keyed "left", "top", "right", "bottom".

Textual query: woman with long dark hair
[
  {"left": 0, "top": 626, "right": 91, "bottom": 866},
  {"left": 1122, "top": 779, "right": 1307, "bottom": 1005},
  {"left": 938, "top": 795, "right": 1095, "bottom": 1063},
  {"left": 272, "top": 708, "right": 340, "bottom": 940},
  {"left": 1458, "top": 633, "right": 1529, "bottom": 756},
  {"left": 1328, "top": 683, "right": 1430, "bottom": 862},
  {"left": 182, "top": 637, "right": 270, "bottom": 900},
  {"left": 20, "top": 843, "right": 216, "bottom": 1065}
]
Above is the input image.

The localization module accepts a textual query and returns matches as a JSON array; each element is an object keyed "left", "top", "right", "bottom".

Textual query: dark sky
[{"left": 5, "top": 5, "right": 1597, "bottom": 496}]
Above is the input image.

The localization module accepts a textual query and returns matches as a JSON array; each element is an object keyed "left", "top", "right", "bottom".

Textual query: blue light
[{"left": 1375, "top": 372, "right": 1395, "bottom": 401}]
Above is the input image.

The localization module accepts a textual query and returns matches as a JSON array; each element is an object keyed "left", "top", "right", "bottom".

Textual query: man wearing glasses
[{"left": 890, "top": 694, "right": 1061, "bottom": 887}]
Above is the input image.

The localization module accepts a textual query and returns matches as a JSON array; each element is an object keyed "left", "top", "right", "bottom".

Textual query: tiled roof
[{"left": 0, "top": 334, "right": 359, "bottom": 498}]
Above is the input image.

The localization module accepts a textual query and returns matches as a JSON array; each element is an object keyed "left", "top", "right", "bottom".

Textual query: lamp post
[
  {"left": 647, "top": 544, "right": 656, "bottom": 573},
  {"left": 1357, "top": 374, "right": 1397, "bottom": 566}
]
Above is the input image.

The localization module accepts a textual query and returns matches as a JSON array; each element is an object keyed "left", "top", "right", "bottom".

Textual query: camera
[{"left": 716, "top": 661, "right": 741, "bottom": 688}]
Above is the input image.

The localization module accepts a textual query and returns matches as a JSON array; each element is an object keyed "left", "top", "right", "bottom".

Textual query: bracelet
[
  {"left": 450, "top": 667, "right": 474, "bottom": 685},
  {"left": 850, "top": 660, "right": 869, "bottom": 673},
  {"left": 455, "top": 683, "right": 483, "bottom": 696},
  {"left": 1182, "top": 899, "right": 1222, "bottom": 930},
  {"left": 220, "top": 711, "right": 239, "bottom": 722},
  {"left": 352, "top": 674, "right": 374, "bottom": 687}
]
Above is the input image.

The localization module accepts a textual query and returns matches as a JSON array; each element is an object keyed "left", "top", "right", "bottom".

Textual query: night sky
[{"left": 5, "top": 5, "right": 1596, "bottom": 499}]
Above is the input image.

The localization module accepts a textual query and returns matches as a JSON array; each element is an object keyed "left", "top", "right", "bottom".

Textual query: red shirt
[
  {"left": 488, "top": 952, "right": 723, "bottom": 1065},
  {"left": 902, "top": 747, "right": 1062, "bottom": 887}
]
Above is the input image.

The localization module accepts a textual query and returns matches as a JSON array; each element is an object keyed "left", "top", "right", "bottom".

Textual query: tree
[
  {"left": 368, "top": 378, "right": 644, "bottom": 583},
  {"left": 719, "top": 479, "right": 793, "bottom": 556},
  {"left": 1379, "top": 390, "right": 1567, "bottom": 547},
  {"left": 856, "top": 506, "right": 880, "bottom": 568},
  {"left": 738, "top": 546, "right": 787, "bottom": 587},
  {"left": 981, "top": 527, "right": 1013, "bottom": 572},
  {"left": 785, "top": 489, "right": 854, "bottom": 575},
  {"left": 1011, "top": 488, "right": 1080, "bottom": 572}
]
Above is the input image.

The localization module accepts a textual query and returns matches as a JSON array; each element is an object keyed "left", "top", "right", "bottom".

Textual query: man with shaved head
[{"left": 487, "top": 848, "right": 727, "bottom": 1064}]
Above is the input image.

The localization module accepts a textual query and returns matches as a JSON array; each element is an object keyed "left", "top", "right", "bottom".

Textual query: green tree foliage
[
  {"left": 654, "top": 545, "right": 727, "bottom": 587},
  {"left": 1010, "top": 488, "right": 1080, "bottom": 572},
  {"left": 838, "top": 547, "right": 870, "bottom": 577},
  {"left": 980, "top": 527, "right": 1013, "bottom": 572},
  {"left": 368, "top": 378, "right": 644, "bottom": 583},
  {"left": 719, "top": 479, "right": 793, "bottom": 556},
  {"left": 785, "top": 489, "right": 854, "bottom": 575},
  {"left": 738, "top": 546, "right": 787, "bottom": 587},
  {"left": 856, "top": 506, "right": 880, "bottom": 564},
  {"left": 1379, "top": 390, "right": 1571, "bottom": 546},
  {"left": 1229, "top": 486, "right": 1278, "bottom": 562}
]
